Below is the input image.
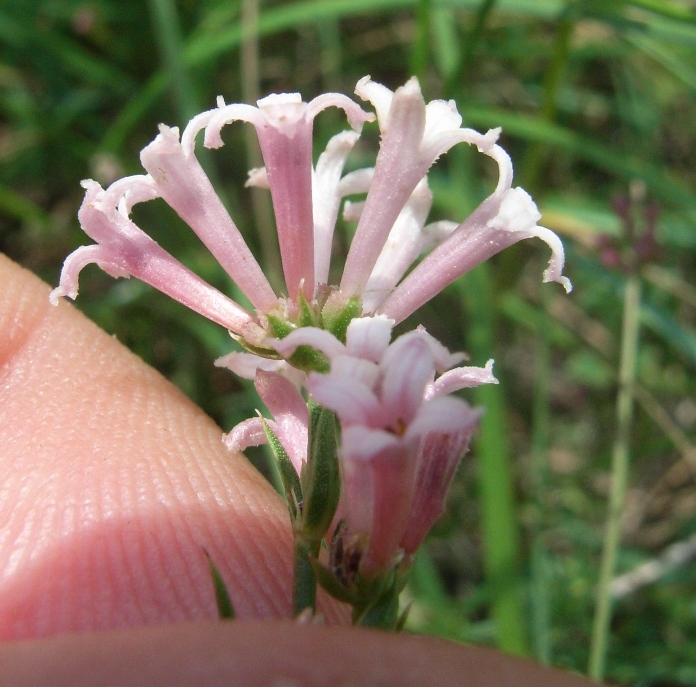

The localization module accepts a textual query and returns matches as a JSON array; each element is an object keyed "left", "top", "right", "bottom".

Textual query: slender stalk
[
  {"left": 458, "top": 264, "right": 528, "bottom": 656},
  {"left": 518, "top": 2, "right": 575, "bottom": 190},
  {"left": 530, "top": 285, "right": 552, "bottom": 664},
  {"left": 588, "top": 274, "right": 642, "bottom": 681},
  {"left": 410, "top": 0, "right": 432, "bottom": 88},
  {"left": 450, "top": 0, "right": 497, "bottom": 96},
  {"left": 146, "top": 0, "right": 198, "bottom": 123},
  {"left": 293, "top": 536, "right": 319, "bottom": 617}
]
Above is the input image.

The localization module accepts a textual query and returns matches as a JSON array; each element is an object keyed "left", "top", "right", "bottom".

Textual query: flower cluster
[{"left": 51, "top": 76, "right": 571, "bottom": 622}]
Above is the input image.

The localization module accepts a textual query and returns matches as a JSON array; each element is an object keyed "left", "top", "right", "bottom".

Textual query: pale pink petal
[
  {"left": 306, "top": 373, "right": 381, "bottom": 427},
  {"left": 377, "top": 189, "right": 552, "bottom": 324},
  {"left": 399, "top": 429, "right": 476, "bottom": 554},
  {"left": 426, "top": 359, "right": 498, "bottom": 399},
  {"left": 330, "top": 354, "right": 380, "bottom": 388},
  {"left": 214, "top": 352, "right": 287, "bottom": 380},
  {"left": 140, "top": 125, "right": 277, "bottom": 311},
  {"left": 405, "top": 396, "right": 480, "bottom": 441},
  {"left": 344, "top": 315, "right": 394, "bottom": 362},
  {"left": 408, "top": 327, "right": 466, "bottom": 372},
  {"left": 270, "top": 327, "right": 345, "bottom": 361},
  {"left": 361, "top": 179, "right": 434, "bottom": 313},
  {"left": 254, "top": 370, "right": 308, "bottom": 472},
  {"left": 251, "top": 114, "right": 315, "bottom": 300},
  {"left": 353, "top": 76, "right": 394, "bottom": 131},
  {"left": 306, "top": 92, "right": 375, "bottom": 132},
  {"left": 313, "top": 131, "right": 361, "bottom": 286},
  {"left": 339, "top": 426, "right": 412, "bottom": 572},
  {"left": 222, "top": 417, "right": 267, "bottom": 453},
  {"left": 51, "top": 181, "right": 254, "bottom": 334},
  {"left": 340, "top": 425, "right": 401, "bottom": 463},
  {"left": 337, "top": 168, "right": 373, "bottom": 198},
  {"left": 340, "top": 78, "right": 427, "bottom": 296},
  {"left": 379, "top": 335, "right": 434, "bottom": 428}
]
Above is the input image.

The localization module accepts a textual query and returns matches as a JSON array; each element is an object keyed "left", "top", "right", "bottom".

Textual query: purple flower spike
[{"left": 50, "top": 179, "right": 254, "bottom": 334}]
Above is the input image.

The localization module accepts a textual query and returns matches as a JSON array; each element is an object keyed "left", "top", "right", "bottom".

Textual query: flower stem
[
  {"left": 588, "top": 274, "right": 642, "bottom": 681},
  {"left": 458, "top": 264, "right": 528, "bottom": 656},
  {"left": 293, "top": 536, "right": 319, "bottom": 617},
  {"left": 530, "top": 285, "right": 552, "bottom": 664}
]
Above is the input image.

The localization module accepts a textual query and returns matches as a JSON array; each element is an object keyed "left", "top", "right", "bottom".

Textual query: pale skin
[{"left": 0, "top": 253, "right": 595, "bottom": 686}]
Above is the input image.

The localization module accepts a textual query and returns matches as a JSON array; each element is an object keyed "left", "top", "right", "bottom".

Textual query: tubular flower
[
  {"left": 52, "top": 75, "right": 570, "bottom": 360},
  {"left": 274, "top": 319, "right": 496, "bottom": 575}
]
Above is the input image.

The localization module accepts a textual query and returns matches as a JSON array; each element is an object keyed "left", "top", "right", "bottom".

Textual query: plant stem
[
  {"left": 147, "top": 0, "right": 198, "bottom": 123},
  {"left": 530, "top": 285, "right": 552, "bottom": 664},
  {"left": 293, "top": 536, "right": 319, "bottom": 617},
  {"left": 458, "top": 264, "right": 528, "bottom": 657},
  {"left": 588, "top": 274, "right": 642, "bottom": 681}
]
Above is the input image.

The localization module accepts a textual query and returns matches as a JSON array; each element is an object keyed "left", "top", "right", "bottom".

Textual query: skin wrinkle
[{"left": 0, "top": 254, "right": 348, "bottom": 638}]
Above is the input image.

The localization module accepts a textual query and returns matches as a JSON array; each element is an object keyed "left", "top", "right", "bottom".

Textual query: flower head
[
  {"left": 275, "top": 320, "right": 495, "bottom": 574},
  {"left": 52, "top": 75, "right": 570, "bottom": 366}
]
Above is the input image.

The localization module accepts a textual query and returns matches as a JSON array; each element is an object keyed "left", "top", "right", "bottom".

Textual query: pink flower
[
  {"left": 52, "top": 76, "right": 570, "bottom": 361},
  {"left": 189, "top": 91, "right": 373, "bottom": 301},
  {"left": 275, "top": 320, "right": 495, "bottom": 574},
  {"left": 50, "top": 178, "right": 254, "bottom": 334},
  {"left": 337, "top": 76, "right": 572, "bottom": 321},
  {"left": 223, "top": 368, "right": 308, "bottom": 475}
]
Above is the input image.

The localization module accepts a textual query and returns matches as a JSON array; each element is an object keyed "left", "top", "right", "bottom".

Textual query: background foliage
[{"left": 1, "top": 0, "right": 695, "bottom": 683}]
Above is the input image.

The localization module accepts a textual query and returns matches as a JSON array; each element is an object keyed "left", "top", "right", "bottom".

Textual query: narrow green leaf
[
  {"left": 301, "top": 406, "right": 341, "bottom": 541},
  {"left": 260, "top": 417, "right": 303, "bottom": 521},
  {"left": 205, "top": 550, "right": 235, "bottom": 620}
]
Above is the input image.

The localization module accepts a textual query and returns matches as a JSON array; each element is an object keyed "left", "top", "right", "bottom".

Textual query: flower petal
[
  {"left": 140, "top": 125, "right": 277, "bottom": 311},
  {"left": 344, "top": 315, "right": 394, "bottom": 362},
  {"left": 51, "top": 180, "right": 254, "bottom": 334},
  {"left": 222, "top": 417, "right": 267, "bottom": 453},
  {"left": 307, "top": 373, "right": 381, "bottom": 427},
  {"left": 426, "top": 359, "right": 498, "bottom": 399},
  {"left": 379, "top": 334, "right": 434, "bottom": 428},
  {"left": 313, "top": 131, "right": 361, "bottom": 286},
  {"left": 405, "top": 395, "right": 480, "bottom": 441},
  {"left": 255, "top": 370, "right": 309, "bottom": 473},
  {"left": 271, "top": 327, "right": 345, "bottom": 361}
]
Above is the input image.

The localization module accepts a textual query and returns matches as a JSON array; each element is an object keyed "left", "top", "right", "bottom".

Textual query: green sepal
[
  {"left": 288, "top": 346, "right": 330, "bottom": 373},
  {"left": 310, "top": 557, "right": 356, "bottom": 605},
  {"left": 260, "top": 417, "right": 303, "bottom": 521},
  {"left": 266, "top": 313, "right": 296, "bottom": 339},
  {"left": 297, "top": 291, "right": 320, "bottom": 328},
  {"left": 204, "top": 549, "right": 236, "bottom": 620},
  {"left": 353, "top": 578, "right": 400, "bottom": 629},
  {"left": 233, "top": 335, "right": 282, "bottom": 360},
  {"left": 322, "top": 296, "right": 361, "bottom": 343},
  {"left": 301, "top": 405, "right": 341, "bottom": 541}
]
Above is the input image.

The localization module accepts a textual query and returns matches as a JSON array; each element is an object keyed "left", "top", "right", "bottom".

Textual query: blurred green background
[{"left": 1, "top": 0, "right": 695, "bottom": 683}]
